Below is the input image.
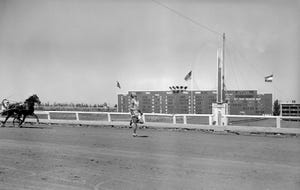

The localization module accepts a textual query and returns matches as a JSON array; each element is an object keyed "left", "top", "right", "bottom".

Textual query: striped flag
[
  {"left": 264, "top": 74, "right": 273, "bottom": 82},
  {"left": 116, "top": 81, "right": 121, "bottom": 88},
  {"left": 184, "top": 71, "right": 192, "bottom": 81}
]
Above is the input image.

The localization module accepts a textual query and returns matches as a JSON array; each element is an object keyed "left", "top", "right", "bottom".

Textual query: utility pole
[
  {"left": 222, "top": 33, "right": 226, "bottom": 103},
  {"left": 212, "top": 33, "right": 228, "bottom": 125},
  {"left": 217, "top": 33, "right": 226, "bottom": 103}
]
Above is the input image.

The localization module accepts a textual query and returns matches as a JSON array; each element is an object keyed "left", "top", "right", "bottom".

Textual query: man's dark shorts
[{"left": 131, "top": 116, "right": 139, "bottom": 124}]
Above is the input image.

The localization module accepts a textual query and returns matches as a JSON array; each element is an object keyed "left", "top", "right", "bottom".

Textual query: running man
[{"left": 129, "top": 92, "right": 143, "bottom": 137}]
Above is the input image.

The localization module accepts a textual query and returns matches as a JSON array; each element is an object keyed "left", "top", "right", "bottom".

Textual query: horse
[{"left": 1, "top": 94, "right": 41, "bottom": 127}]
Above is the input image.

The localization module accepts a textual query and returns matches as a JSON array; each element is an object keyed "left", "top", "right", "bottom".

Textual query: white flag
[{"left": 264, "top": 74, "right": 273, "bottom": 82}]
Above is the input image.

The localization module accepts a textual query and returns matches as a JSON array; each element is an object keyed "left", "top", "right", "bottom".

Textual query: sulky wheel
[{"left": 1, "top": 99, "right": 10, "bottom": 110}]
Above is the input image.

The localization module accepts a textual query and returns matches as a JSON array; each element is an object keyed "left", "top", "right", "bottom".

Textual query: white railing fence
[
  {"left": 225, "top": 115, "right": 300, "bottom": 129},
  {"left": 1, "top": 111, "right": 299, "bottom": 130},
  {"left": 30, "top": 111, "right": 213, "bottom": 125},
  {"left": 31, "top": 111, "right": 300, "bottom": 128}
]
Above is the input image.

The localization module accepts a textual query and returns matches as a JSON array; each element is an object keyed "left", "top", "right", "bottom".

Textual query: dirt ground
[{"left": 0, "top": 124, "right": 299, "bottom": 190}]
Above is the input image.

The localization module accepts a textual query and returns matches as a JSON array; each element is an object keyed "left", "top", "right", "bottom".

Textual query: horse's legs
[
  {"left": 32, "top": 113, "right": 39, "bottom": 124},
  {"left": 1, "top": 112, "right": 13, "bottom": 127},
  {"left": 19, "top": 114, "right": 27, "bottom": 127}
]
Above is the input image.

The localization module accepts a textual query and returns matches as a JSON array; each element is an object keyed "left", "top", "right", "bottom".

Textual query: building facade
[
  {"left": 118, "top": 90, "right": 272, "bottom": 115},
  {"left": 225, "top": 90, "right": 272, "bottom": 115},
  {"left": 280, "top": 102, "right": 300, "bottom": 117}
]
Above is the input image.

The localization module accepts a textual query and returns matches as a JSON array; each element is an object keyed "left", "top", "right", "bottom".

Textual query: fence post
[
  {"left": 276, "top": 116, "right": 281, "bottom": 128},
  {"left": 75, "top": 112, "right": 79, "bottom": 121},
  {"left": 223, "top": 115, "right": 228, "bottom": 126},
  {"left": 47, "top": 112, "right": 51, "bottom": 122},
  {"left": 107, "top": 113, "right": 111, "bottom": 122},
  {"left": 183, "top": 115, "right": 187, "bottom": 124},
  {"left": 209, "top": 115, "right": 213, "bottom": 125},
  {"left": 173, "top": 115, "right": 176, "bottom": 124}
]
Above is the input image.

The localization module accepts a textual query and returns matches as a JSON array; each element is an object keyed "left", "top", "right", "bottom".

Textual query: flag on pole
[
  {"left": 184, "top": 71, "right": 192, "bottom": 81},
  {"left": 264, "top": 74, "right": 273, "bottom": 82},
  {"left": 116, "top": 81, "right": 121, "bottom": 88}
]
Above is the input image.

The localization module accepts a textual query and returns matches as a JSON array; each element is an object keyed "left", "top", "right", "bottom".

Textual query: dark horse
[{"left": 1, "top": 94, "right": 41, "bottom": 127}]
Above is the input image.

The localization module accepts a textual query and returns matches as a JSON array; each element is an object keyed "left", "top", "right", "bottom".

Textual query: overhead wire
[
  {"left": 150, "top": 1, "right": 291, "bottom": 101},
  {"left": 150, "top": 0, "right": 222, "bottom": 36},
  {"left": 225, "top": 39, "right": 262, "bottom": 90},
  {"left": 226, "top": 42, "right": 254, "bottom": 90},
  {"left": 226, "top": 39, "right": 289, "bottom": 100},
  {"left": 225, "top": 44, "right": 240, "bottom": 90},
  {"left": 190, "top": 42, "right": 209, "bottom": 90},
  {"left": 150, "top": 0, "right": 224, "bottom": 92},
  {"left": 150, "top": 0, "right": 266, "bottom": 94}
]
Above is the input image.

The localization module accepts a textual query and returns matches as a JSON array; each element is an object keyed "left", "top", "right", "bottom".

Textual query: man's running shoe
[{"left": 132, "top": 133, "right": 137, "bottom": 137}]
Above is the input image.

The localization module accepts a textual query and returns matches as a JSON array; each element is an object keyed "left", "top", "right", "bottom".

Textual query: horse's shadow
[
  {"left": 135, "top": 135, "right": 149, "bottom": 138},
  {"left": 18, "top": 126, "right": 49, "bottom": 129},
  {"left": 1, "top": 124, "right": 50, "bottom": 129}
]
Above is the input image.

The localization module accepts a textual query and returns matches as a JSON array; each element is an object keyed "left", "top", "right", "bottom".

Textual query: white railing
[
  {"left": 32, "top": 111, "right": 213, "bottom": 125},
  {"left": 1, "top": 111, "right": 299, "bottom": 132},
  {"left": 225, "top": 115, "right": 300, "bottom": 129},
  {"left": 34, "top": 111, "right": 130, "bottom": 122},
  {"left": 31, "top": 111, "right": 300, "bottom": 128}
]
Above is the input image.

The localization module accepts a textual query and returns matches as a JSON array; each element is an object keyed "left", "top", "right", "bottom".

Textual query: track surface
[{"left": 0, "top": 124, "right": 300, "bottom": 190}]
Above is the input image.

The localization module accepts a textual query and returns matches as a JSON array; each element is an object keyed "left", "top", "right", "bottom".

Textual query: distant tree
[{"left": 273, "top": 99, "right": 280, "bottom": 116}]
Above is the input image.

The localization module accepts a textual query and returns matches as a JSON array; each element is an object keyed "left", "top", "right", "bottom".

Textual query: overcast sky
[{"left": 0, "top": 0, "right": 299, "bottom": 105}]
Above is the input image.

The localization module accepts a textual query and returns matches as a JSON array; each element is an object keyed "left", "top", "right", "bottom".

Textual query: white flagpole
[
  {"left": 116, "top": 83, "right": 118, "bottom": 112},
  {"left": 116, "top": 81, "right": 120, "bottom": 112},
  {"left": 116, "top": 90, "right": 119, "bottom": 112},
  {"left": 273, "top": 75, "right": 276, "bottom": 104},
  {"left": 191, "top": 73, "right": 194, "bottom": 114}
]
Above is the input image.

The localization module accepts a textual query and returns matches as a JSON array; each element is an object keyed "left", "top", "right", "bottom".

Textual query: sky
[{"left": 0, "top": 0, "right": 299, "bottom": 105}]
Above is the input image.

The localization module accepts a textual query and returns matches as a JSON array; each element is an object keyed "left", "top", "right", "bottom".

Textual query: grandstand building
[
  {"left": 280, "top": 101, "right": 300, "bottom": 117},
  {"left": 225, "top": 90, "right": 272, "bottom": 115},
  {"left": 118, "top": 90, "right": 272, "bottom": 115}
]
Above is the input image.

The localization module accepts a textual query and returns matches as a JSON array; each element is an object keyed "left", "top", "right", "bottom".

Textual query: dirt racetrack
[{"left": 0, "top": 124, "right": 300, "bottom": 190}]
